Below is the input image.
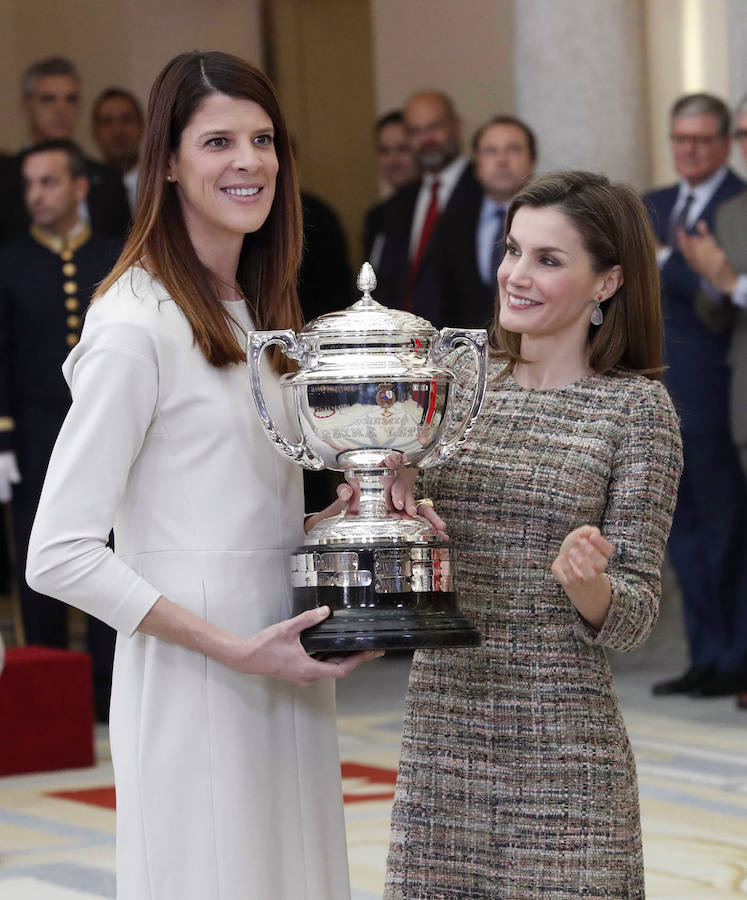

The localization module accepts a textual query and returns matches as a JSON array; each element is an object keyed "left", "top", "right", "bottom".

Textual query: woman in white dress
[{"left": 26, "top": 51, "right": 381, "bottom": 900}]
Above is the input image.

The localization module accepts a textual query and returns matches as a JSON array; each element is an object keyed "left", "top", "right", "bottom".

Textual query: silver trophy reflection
[{"left": 248, "top": 263, "right": 487, "bottom": 653}]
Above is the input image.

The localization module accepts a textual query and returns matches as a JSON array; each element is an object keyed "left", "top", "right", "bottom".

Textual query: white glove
[{"left": 0, "top": 451, "right": 21, "bottom": 502}]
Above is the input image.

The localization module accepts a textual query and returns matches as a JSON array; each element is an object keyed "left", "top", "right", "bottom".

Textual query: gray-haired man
[{"left": 0, "top": 56, "right": 129, "bottom": 244}]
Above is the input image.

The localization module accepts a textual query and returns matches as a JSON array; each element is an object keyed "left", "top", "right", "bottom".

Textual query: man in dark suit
[
  {"left": 363, "top": 110, "right": 420, "bottom": 264},
  {"left": 365, "top": 90, "right": 481, "bottom": 321},
  {"left": 0, "top": 57, "right": 130, "bottom": 245},
  {"left": 678, "top": 96, "right": 747, "bottom": 476},
  {"left": 420, "top": 115, "right": 537, "bottom": 329},
  {"left": 296, "top": 191, "right": 353, "bottom": 517},
  {"left": 677, "top": 95, "right": 747, "bottom": 711},
  {"left": 299, "top": 191, "right": 353, "bottom": 322},
  {"left": 91, "top": 87, "right": 145, "bottom": 218},
  {"left": 644, "top": 93, "right": 747, "bottom": 699},
  {"left": 0, "top": 140, "right": 122, "bottom": 719}
]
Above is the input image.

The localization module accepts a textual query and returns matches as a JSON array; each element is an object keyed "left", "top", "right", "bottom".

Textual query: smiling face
[
  {"left": 404, "top": 93, "right": 461, "bottom": 175},
  {"left": 670, "top": 111, "right": 730, "bottom": 186},
  {"left": 167, "top": 92, "right": 278, "bottom": 254},
  {"left": 497, "top": 205, "right": 621, "bottom": 356}
]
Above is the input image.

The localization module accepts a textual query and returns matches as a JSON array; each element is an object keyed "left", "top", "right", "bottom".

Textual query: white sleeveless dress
[{"left": 27, "top": 268, "right": 350, "bottom": 899}]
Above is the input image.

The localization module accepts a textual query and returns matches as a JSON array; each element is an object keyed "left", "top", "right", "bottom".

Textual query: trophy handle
[
  {"left": 247, "top": 330, "right": 325, "bottom": 470},
  {"left": 421, "top": 328, "right": 488, "bottom": 467}
]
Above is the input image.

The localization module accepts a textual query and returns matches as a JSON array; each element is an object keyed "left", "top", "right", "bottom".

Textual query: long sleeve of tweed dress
[{"left": 571, "top": 377, "right": 683, "bottom": 651}]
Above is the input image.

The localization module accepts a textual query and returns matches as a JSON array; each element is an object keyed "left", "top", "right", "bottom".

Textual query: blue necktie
[
  {"left": 487, "top": 206, "right": 507, "bottom": 286},
  {"left": 668, "top": 193, "right": 694, "bottom": 250}
]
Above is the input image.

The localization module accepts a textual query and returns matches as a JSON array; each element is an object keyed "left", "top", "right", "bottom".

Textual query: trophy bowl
[{"left": 248, "top": 263, "right": 487, "bottom": 653}]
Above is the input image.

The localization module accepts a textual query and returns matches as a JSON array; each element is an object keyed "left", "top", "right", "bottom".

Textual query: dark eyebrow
[
  {"left": 505, "top": 234, "right": 568, "bottom": 255},
  {"left": 535, "top": 246, "right": 569, "bottom": 255},
  {"left": 197, "top": 125, "right": 275, "bottom": 141},
  {"left": 197, "top": 130, "right": 231, "bottom": 140}
]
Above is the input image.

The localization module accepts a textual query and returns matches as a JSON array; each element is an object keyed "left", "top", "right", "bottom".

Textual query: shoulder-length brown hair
[
  {"left": 490, "top": 170, "right": 663, "bottom": 380},
  {"left": 95, "top": 51, "right": 303, "bottom": 373}
]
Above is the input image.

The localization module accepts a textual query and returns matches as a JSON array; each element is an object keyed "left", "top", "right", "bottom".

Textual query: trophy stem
[{"left": 345, "top": 468, "right": 394, "bottom": 520}]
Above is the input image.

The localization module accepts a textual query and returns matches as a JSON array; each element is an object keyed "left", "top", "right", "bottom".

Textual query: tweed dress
[{"left": 385, "top": 362, "right": 683, "bottom": 899}]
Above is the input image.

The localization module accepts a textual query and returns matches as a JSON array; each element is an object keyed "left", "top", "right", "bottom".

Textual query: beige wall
[
  {"left": 0, "top": 0, "right": 263, "bottom": 158},
  {"left": 645, "top": 0, "right": 732, "bottom": 188},
  {"left": 3, "top": 1, "right": 743, "bottom": 219},
  {"left": 515, "top": 0, "right": 650, "bottom": 189},
  {"left": 269, "top": 0, "right": 378, "bottom": 266},
  {"left": 371, "top": 0, "right": 515, "bottom": 175}
]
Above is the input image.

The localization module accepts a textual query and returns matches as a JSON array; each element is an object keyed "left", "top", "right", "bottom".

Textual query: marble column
[
  {"left": 726, "top": 0, "right": 747, "bottom": 105},
  {"left": 726, "top": 0, "right": 747, "bottom": 178},
  {"left": 513, "top": 0, "right": 650, "bottom": 190}
]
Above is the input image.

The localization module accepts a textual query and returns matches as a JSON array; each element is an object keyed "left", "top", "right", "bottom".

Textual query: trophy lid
[{"left": 298, "top": 263, "right": 438, "bottom": 343}]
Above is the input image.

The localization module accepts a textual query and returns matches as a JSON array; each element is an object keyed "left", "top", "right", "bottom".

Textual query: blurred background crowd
[{"left": 1, "top": 0, "right": 747, "bottom": 722}]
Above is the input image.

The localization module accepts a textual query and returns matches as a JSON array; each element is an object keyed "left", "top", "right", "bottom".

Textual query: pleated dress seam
[
  {"left": 201, "top": 578, "right": 223, "bottom": 898},
  {"left": 136, "top": 642, "right": 156, "bottom": 900},
  {"left": 270, "top": 446, "right": 312, "bottom": 896}
]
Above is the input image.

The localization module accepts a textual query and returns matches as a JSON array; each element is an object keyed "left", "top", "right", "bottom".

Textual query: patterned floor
[{"left": 1, "top": 658, "right": 746, "bottom": 899}]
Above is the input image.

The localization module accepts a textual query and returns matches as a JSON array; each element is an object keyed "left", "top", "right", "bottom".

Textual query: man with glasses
[
  {"left": 679, "top": 95, "right": 747, "bottom": 471},
  {"left": 644, "top": 93, "right": 747, "bottom": 702},
  {"left": 677, "top": 95, "right": 747, "bottom": 712}
]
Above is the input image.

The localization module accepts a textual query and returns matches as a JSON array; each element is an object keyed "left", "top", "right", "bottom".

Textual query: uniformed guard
[{"left": 0, "top": 138, "right": 122, "bottom": 720}]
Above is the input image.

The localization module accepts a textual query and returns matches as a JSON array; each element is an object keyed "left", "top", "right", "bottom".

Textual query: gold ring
[{"left": 416, "top": 498, "right": 434, "bottom": 509}]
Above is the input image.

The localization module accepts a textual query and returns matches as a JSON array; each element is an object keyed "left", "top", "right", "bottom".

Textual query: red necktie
[{"left": 405, "top": 178, "right": 440, "bottom": 309}]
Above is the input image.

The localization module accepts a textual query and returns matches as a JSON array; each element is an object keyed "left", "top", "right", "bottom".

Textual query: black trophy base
[{"left": 291, "top": 542, "right": 481, "bottom": 654}]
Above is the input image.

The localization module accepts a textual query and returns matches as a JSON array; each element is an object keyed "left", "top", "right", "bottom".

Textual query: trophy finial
[{"left": 357, "top": 262, "right": 377, "bottom": 296}]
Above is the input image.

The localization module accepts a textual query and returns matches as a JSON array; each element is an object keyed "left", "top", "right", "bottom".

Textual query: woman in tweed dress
[{"left": 385, "top": 171, "right": 683, "bottom": 898}]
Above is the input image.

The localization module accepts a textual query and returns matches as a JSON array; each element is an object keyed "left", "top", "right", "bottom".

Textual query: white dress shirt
[{"left": 123, "top": 166, "right": 139, "bottom": 216}]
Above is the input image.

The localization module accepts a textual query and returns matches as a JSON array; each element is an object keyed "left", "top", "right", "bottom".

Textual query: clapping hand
[
  {"left": 551, "top": 525, "right": 614, "bottom": 589},
  {"left": 678, "top": 221, "right": 738, "bottom": 295}
]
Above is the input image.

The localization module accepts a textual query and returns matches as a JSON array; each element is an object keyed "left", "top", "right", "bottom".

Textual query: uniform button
[
  {"left": 63, "top": 280, "right": 78, "bottom": 294},
  {"left": 62, "top": 262, "right": 77, "bottom": 277},
  {"left": 66, "top": 333, "right": 79, "bottom": 347},
  {"left": 67, "top": 315, "right": 80, "bottom": 328},
  {"left": 65, "top": 297, "right": 79, "bottom": 311},
  {"left": 60, "top": 249, "right": 73, "bottom": 261}
]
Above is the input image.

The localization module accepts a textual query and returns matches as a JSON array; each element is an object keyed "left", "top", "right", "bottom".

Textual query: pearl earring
[{"left": 591, "top": 296, "right": 604, "bottom": 326}]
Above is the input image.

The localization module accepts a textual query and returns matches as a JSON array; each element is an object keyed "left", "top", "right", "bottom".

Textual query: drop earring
[{"left": 591, "top": 296, "right": 604, "bottom": 326}]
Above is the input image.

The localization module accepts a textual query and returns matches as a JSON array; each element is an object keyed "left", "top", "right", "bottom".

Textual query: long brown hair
[
  {"left": 490, "top": 170, "right": 663, "bottom": 380},
  {"left": 94, "top": 51, "right": 303, "bottom": 373}
]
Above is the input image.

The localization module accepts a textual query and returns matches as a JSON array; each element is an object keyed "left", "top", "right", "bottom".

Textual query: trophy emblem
[{"left": 248, "top": 263, "right": 487, "bottom": 653}]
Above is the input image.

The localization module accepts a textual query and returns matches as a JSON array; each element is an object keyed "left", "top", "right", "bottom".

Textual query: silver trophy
[{"left": 248, "top": 263, "right": 487, "bottom": 652}]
